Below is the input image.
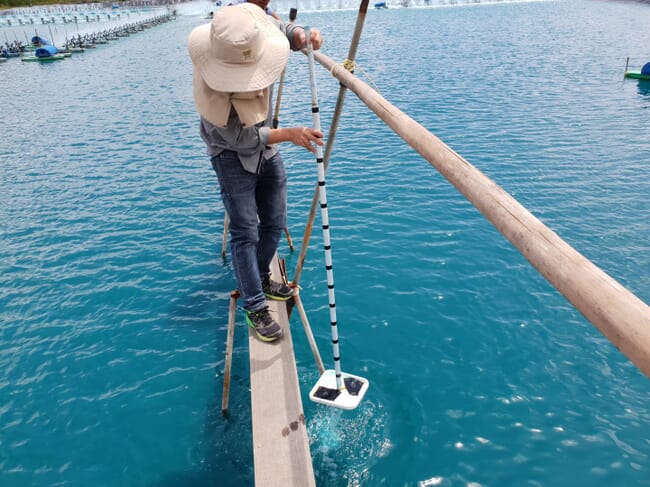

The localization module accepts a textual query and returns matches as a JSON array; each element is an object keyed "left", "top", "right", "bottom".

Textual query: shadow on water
[
  {"left": 149, "top": 273, "right": 254, "bottom": 487},
  {"left": 637, "top": 80, "right": 650, "bottom": 98},
  {"left": 150, "top": 395, "right": 254, "bottom": 487}
]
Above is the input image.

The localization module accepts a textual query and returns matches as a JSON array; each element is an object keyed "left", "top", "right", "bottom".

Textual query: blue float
[
  {"left": 35, "top": 44, "right": 58, "bottom": 57},
  {"left": 31, "top": 35, "right": 52, "bottom": 46}
]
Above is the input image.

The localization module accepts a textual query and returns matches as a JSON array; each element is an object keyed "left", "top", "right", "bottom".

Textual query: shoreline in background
[{"left": 1, "top": 0, "right": 196, "bottom": 13}]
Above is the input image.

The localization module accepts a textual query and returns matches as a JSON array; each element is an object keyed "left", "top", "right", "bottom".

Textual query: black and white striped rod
[{"left": 306, "top": 27, "right": 344, "bottom": 391}]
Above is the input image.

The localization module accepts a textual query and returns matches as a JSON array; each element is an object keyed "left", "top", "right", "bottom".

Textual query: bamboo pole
[
  {"left": 292, "top": 0, "right": 370, "bottom": 287},
  {"left": 310, "top": 50, "right": 650, "bottom": 379},
  {"left": 272, "top": 7, "right": 298, "bottom": 129}
]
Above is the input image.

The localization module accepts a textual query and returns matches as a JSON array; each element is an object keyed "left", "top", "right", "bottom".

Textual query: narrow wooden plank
[{"left": 249, "top": 259, "right": 316, "bottom": 487}]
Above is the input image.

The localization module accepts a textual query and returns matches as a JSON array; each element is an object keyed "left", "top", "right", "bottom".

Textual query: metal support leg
[
  {"left": 284, "top": 227, "right": 295, "bottom": 252},
  {"left": 293, "top": 292, "right": 325, "bottom": 375},
  {"left": 221, "top": 213, "right": 229, "bottom": 259},
  {"left": 222, "top": 289, "right": 240, "bottom": 416}
]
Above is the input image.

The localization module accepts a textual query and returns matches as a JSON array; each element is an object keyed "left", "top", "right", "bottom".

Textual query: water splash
[{"left": 308, "top": 398, "right": 391, "bottom": 485}]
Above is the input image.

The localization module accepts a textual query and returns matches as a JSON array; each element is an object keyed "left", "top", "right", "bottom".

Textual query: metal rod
[
  {"left": 221, "top": 212, "right": 229, "bottom": 259},
  {"left": 221, "top": 290, "right": 240, "bottom": 415},
  {"left": 312, "top": 48, "right": 650, "bottom": 379},
  {"left": 48, "top": 24, "right": 55, "bottom": 46},
  {"left": 306, "top": 27, "right": 344, "bottom": 390},
  {"left": 293, "top": 0, "right": 369, "bottom": 287},
  {"left": 293, "top": 292, "right": 325, "bottom": 374}
]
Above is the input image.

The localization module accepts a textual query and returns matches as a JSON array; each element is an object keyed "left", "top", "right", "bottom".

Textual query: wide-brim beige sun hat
[{"left": 188, "top": 3, "right": 290, "bottom": 93}]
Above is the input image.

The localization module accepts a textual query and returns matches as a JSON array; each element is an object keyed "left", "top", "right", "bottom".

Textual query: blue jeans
[{"left": 211, "top": 150, "right": 287, "bottom": 312}]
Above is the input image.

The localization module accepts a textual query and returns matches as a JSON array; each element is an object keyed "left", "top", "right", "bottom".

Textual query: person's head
[
  {"left": 188, "top": 3, "right": 289, "bottom": 126},
  {"left": 247, "top": 0, "right": 271, "bottom": 10}
]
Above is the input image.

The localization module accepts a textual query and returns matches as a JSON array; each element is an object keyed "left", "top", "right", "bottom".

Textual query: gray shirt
[{"left": 199, "top": 19, "right": 304, "bottom": 174}]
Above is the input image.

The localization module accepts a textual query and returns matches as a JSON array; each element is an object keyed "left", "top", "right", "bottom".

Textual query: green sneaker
[
  {"left": 246, "top": 307, "right": 283, "bottom": 342},
  {"left": 261, "top": 275, "right": 295, "bottom": 301}
]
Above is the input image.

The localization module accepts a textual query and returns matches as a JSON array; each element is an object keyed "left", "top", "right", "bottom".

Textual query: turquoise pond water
[{"left": 1, "top": 1, "right": 649, "bottom": 485}]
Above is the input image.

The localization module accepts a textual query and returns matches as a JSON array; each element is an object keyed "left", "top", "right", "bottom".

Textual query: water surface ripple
[{"left": 1, "top": 2, "right": 649, "bottom": 486}]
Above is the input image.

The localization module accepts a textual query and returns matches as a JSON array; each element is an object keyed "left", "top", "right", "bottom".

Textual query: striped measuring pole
[{"left": 306, "top": 27, "right": 369, "bottom": 410}]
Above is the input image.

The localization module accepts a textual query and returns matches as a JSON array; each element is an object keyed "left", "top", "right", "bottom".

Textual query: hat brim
[{"left": 188, "top": 6, "right": 290, "bottom": 93}]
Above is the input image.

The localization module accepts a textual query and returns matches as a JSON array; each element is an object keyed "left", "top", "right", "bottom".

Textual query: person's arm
[
  {"left": 268, "top": 127, "right": 324, "bottom": 153},
  {"left": 212, "top": 119, "right": 323, "bottom": 155},
  {"left": 278, "top": 22, "right": 323, "bottom": 51}
]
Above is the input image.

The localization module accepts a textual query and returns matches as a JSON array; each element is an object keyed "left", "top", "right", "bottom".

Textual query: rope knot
[
  {"left": 328, "top": 58, "right": 381, "bottom": 95},
  {"left": 342, "top": 59, "right": 355, "bottom": 72}
]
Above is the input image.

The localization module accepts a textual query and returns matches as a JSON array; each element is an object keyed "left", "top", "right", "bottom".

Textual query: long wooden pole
[
  {"left": 272, "top": 7, "right": 298, "bottom": 129},
  {"left": 310, "top": 50, "right": 650, "bottom": 379},
  {"left": 292, "top": 0, "right": 370, "bottom": 287}
]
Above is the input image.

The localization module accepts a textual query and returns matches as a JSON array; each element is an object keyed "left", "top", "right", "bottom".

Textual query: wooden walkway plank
[{"left": 248, "top": 258, "right": 316, "bottom": 487}]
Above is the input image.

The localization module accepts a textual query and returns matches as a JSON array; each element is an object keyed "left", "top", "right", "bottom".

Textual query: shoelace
[{"left": 251, "top": 308, "right": 274, "bottom": 328}]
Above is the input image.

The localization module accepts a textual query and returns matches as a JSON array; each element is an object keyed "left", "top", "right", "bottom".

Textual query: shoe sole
[
  {"left": 263, "top": 292, "right": 294, "bottom": 302},
  {"left": 245, "top": 315, "right": 283, "bottom": 342}
]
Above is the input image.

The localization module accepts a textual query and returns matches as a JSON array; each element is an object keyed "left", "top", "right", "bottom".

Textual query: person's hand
[
  {"left": 290, "top": 127, "right": 324, "bottom": 153},
  {"left": 268, "top": 127, "right": 324, "bottom": 151},
  {"left": 294, "top": 27, "right": 323, "bottom": 50}
]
